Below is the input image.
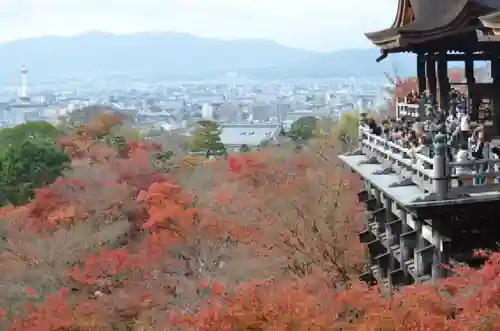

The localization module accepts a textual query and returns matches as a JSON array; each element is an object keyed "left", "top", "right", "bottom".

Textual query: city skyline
[{"left": 0, "top": 0, "right": 396, "bottom": 51}]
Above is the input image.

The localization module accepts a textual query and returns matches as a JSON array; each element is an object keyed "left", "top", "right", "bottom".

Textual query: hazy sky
[{"left": 0, "top": 0, "right": 397, "bottom": 51}]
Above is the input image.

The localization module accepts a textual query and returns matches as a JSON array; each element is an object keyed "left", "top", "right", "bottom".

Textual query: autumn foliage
[{"left": 0, "top": 115, "right": 499, "bottom": 331}]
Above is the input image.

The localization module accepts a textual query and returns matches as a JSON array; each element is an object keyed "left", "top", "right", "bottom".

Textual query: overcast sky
[{"left": 0, "top": 0, "right": 397, "bottom": 51}]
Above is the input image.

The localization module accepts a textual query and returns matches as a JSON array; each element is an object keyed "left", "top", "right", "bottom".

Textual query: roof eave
[
  {"left": 480, "top": 11, "right": 500, "bottom": 29},
  {"left": 364, "top": 33, "right": 405, "bottom": 51}
]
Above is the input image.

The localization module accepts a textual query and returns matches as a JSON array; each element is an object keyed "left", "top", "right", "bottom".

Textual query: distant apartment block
[{"left": 249, "top": 103, "right": 272, "bottom": 122}]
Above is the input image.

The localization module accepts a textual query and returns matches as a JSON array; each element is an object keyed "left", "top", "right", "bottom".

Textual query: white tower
[
  {"left": 19, "top": 65, "right": 29, "bottom": 101},
  {"left": 324, "top": 92, "right": 331, "bottom": 105},
  {"left": 201, "top": 103, "right": 213, "bottom": 119}
]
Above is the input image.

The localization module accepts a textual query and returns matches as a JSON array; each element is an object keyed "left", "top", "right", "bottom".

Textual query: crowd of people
[{"left": 364, "top": 89, "right": 500, "bottom": 185}]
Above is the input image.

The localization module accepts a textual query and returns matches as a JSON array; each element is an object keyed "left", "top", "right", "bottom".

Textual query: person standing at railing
[
  {"left": 491, "top": 146, "right": 500, "bottom": 184},
  {"left": 471, "top": 129, "right": 489, "bottom": 185},
  {"left": 381, "top": 120, "right": 392, "bottom": 140},
  {"left": 406, "top": 89, "right": 419, "bottom": 104},
  {"left": 389, "top": 119, "right": 404, "bottom": 143},
  {"left": 459, "top": 110, "right": 470, "bottom": 142},
  {"left": 366, "top": 118, "right": 382, "bottom": 136},
  {"left": 468, "top": 127, "right": 480, "bottom": 154},
  {"left": 446, "top": 110, "right": 458, "bottom": 132},
  {"left": 455, "top": 142, "right": 470, "bottom": 186},
  {"left": 421, "top": 90, "right": 434, "bottom": 106},
  {"left": 411, "top": 135, "right": 431, "bottom": 168}
]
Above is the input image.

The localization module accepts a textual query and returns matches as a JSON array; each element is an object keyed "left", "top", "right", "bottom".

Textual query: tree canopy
[
  {"left": 0, "top": 122, "right": 60, "bottom": 153},
  {"left": 239, "top": 144, "right": 250, "bottom": 153},
  {"left": 334, "top": 112, "right": 359, "bottom": 152},
  {"left": 0, "top": 139, "right": 70, "bottom": 206},
  {"left": 0, "top": 113, "right": 498, "bottom": 331},
  {"left": 188, "top": 120, "right": 227, "bottom": 157},
  {"left": 287, "top": 116, "right": 319, "bottom": 141}
]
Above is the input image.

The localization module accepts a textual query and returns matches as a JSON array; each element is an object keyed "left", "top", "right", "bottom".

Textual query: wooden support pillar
[
  {"left": 431, "top": 225, "right": 446, "bottom": 280},
  {"left": 372, "top": 189, "right": 384, "bottom": 233},
  {"left": 413, "top": 218, "right": 427, "bottom": 278},
  {"left": 398, "top": 209, "right": 410, "bottom": 260},
  {"left": 398, "top": 208, "right": 411, "bottom": 282},
  {"left": 465, "top": 55, "right": 475, "bottom": 91},
  {"left": 373, "top": 187, "right": 381, "bottom": 202},
  {"left": 384, "top": 196, "right": 394, "bottom": 290},
  {"left": 491, "top": 57, "right": 500, "bottom": 132},
  {"left": 364, "top": 183, "right": 372, "bottom": 210},
  {"left": 437, "top": 54, "right": 450, "bottom": 114},
  {"left": 417, "top": 54, "right": 427, "bottom": 95},
  {"left": 465, "top": 55, "right": 476, "bottom": 119},
  {"left": 426, "top": 56, "right": 437, "bottom": 102},
  {"left": 387, "top": 219, "right": 402, "bottom": 246},
  {"left": 442, "top": 238, "right": 452, "bottom": 278},
  {"left": 372, "top": 208, "right": 386, "bottom": 234}
]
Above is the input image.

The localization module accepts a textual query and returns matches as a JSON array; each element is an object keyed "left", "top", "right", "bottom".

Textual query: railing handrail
[
  {"left": 396, "top": 102, "right": 420, "bottom": 119},
  {"left": 358, "top": 126, "right": 500, "bottom": 196},
  {"left": 360, "top": 128, "right": 434, "bottom": 181},
  {"left": 371, "top": 134, "right": 433, "bottom": 166},
  {"left": 396, "top": 102, "right": 419, "bottom": 108},
  {"left": 361, "top": 127, "right": 433, "bottom": 163}
]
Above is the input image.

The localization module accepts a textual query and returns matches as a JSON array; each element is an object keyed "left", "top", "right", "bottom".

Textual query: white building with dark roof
[{"left": 220, "top": 123, "right": 284, "bottom": 152}]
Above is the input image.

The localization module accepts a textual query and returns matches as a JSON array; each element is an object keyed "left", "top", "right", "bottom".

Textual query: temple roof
[
  {"left": 366, "top": 0, "right": 500, "bottom": 51},
  {"left": 480, "top": 10, "right": 500, "bottom": 28}
]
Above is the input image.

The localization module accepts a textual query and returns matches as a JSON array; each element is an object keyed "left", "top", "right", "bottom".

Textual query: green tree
[
  {"left": 0, "top": 122, "right": 60, "bottom": 154},
  {"left": 334, "top": 112, "right": 359, "bottom": 152},
  {"left": 188, "top": 120, "right": 226, "bottom": 157},
  {"left": 239, "top": 144, "right": 250, "bottom": 153},
  {"left": 153, "top": 151, "right": 175, "bottom": 173},
  {"left": 0, "top": 139, "right": 70, "bottom": 206},
  {"left": 107, "top": 135, "right": 129, "bottom": 158},
  {"left": 110, "top": 125, "right": 142, "bottom": 141},
  {"left": 257, "top": 139, "right": 273, "bottom": 149},
  {"left": 287, "top": 116, "right": 319, "bottom": 141}
]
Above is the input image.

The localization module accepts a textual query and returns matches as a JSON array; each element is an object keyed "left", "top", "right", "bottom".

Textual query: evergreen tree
[
  {"left": 0, "top": 139, "right": 70, "bottom": 206},
  {"left": 287, "top": 116, "right": 319, "bottom": 141},
  {"left": 188, "top": 120, "right": 226, "bottom": 157},
  {"left": 0, "top": 122, "right": 60, "bottom": 155},
  {"left": 108, "top": 135, "right": 129, "bottom": 158},
  {"left": 239, "top": 144, "right": 250, "bottom": 153}
]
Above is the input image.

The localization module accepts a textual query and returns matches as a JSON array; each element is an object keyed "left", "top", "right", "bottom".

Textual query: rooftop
[
  {"left": 220, "top": 123, "right": 283, "bottom": 146},
  {"left": 365, "top": 0, "right": 500, "bottom": 52}
]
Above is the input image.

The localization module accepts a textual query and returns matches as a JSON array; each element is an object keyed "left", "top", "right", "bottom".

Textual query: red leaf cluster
[{"left": 3, "top": 127, "right": 500, "bottom": 331}]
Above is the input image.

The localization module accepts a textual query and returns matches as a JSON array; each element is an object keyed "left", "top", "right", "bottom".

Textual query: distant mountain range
[{"left": 0, "top": 31, "right": 417, "bottom": 83}]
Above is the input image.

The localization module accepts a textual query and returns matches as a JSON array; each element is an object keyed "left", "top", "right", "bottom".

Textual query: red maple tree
[{"left": 1, "top": 120, "right": 499, "bottom": 331}]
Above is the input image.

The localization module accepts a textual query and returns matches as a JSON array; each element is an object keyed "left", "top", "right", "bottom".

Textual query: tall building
[
  {"left": 2, "top": 65, "right": 50, "bottom": 127},
  {"left": 201, "top": 103, "right": 214, "bottom": 119},
  {"left": 219, "top": 101, "right": 239, "bottom": 121},
  {"left": 275, "top": 102, "right": 292, "bottom": 122},
  {"left": 18, "top": 65, "right": 30, "bottom": 102},
  {"left": 249, "top": 103, "right": 272, "bottom": 122}
]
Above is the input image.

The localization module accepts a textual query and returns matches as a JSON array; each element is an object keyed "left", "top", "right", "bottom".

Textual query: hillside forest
[{"left": 0, "top": 109, "right": 499, "bottom": 331}]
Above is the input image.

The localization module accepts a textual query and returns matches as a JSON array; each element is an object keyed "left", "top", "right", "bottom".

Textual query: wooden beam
[
  {"left": 465, "top": 54, "right": 476, "bottom": 120},
  {"left": 431, "top": 53, "right": 496, "bottom": 62},
  {"left": 426, "top": 57, "right": 437, "bottom": 99},
  {"left": 417, "top": 54, "right": 426, "bottom": 94},
  {"left": 491, "top": 57, "right": 500, "bottom": 133},
  {"left": 437, "top": 54, "right": 450, "bottom": 113}
]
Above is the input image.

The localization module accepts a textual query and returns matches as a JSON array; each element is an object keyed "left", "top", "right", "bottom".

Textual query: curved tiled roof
[
  {"left": 480, "top": 10, "right": 500, "bottom": 28},
  {"left": 366, "top": 0, "right": 500, "bottom": 50}
]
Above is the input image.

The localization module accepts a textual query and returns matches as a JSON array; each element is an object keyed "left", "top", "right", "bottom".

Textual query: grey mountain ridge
[{"left": 0, "top": 31, "right": 416, "bottom": 82}]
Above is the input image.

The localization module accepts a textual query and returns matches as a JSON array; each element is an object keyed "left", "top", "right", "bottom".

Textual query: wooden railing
[
  {"left": 449, "top": 158, "right": 500, "bottom": 187},
  {"left": 360, "top": 128, "right": 434, "bottom": 193},
  {"left": 359, "top": 127, "right": 500, "bottom": 198}
]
